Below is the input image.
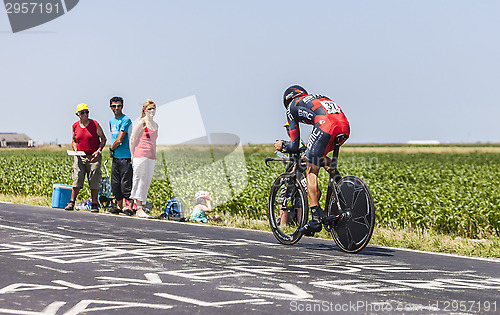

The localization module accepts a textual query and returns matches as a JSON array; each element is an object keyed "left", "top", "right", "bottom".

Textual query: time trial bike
[{"left": 265, "top": 134, "right": 375, "bottom": 253}]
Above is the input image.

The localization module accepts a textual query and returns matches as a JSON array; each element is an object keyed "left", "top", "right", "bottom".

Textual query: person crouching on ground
[
  {"left": 65, "top": 103, "right": 107, "bottom": 212},
  {"left": 189, "top": 191, "right": 222, "bottom": 223}
]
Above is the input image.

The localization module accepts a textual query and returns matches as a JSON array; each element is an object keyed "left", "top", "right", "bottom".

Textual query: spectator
[
  {"left": 65, "top": 103, "right": 107, "bottom": 212},
  {"left": 129, "top": 99, "right": 158, "bottom": 218},
  {"left": 108, "top": 96, "right": 135, "bottom": 215},
  {"left": 189, "top": 191, "right": 222, "bottom": 223}
]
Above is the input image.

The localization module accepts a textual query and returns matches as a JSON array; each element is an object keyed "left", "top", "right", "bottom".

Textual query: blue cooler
[{"left": 52, "top": 184, "right": 73, "bottom": 208}]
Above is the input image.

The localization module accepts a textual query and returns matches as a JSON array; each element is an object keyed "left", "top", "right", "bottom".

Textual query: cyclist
[{"left": 274, "top": 85, "right": 350, "bottom": 235}]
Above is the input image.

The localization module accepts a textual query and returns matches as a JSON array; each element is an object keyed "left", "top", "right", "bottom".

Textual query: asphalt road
[{"left": 0, "top": 202, "right": 499, "bottom": 314}]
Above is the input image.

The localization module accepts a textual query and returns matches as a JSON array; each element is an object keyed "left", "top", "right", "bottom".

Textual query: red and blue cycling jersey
[{"left": 282, "top": 94, "right": 350, "bottom": 166}]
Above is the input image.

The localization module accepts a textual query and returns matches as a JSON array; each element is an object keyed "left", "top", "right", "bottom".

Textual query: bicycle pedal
[{"left": 321, "top": 215, "right": 341, "bottom": 224}]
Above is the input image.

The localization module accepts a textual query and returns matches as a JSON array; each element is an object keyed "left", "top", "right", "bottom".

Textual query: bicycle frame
[
  {"left": 265, "top": 148, "right": 308, "bottom": 190},
  {"left": 322, "top": 134, "right": 377, "bottom": 249},
  {"left": 266, "top": 141, "right": 344, "bottom": 223},
  {"left": 323, "top": 138, "right": 344, "bottom": 225}
]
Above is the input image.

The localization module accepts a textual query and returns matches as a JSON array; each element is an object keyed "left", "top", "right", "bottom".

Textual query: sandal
[
  {"left": 108, "top": 207, "right": 122, "bottom": 214},
  {"left": 123, "top": 208, "right": 135, "bottom": 216},
  {"left": 136, "top": 208, "right": 152, "bottom": 219},
  {"left": 64, "top": 201, "right": 75, "bottom": 211},
  {"left": 90, "top": 203, "right": 99, "bottom": 213}
]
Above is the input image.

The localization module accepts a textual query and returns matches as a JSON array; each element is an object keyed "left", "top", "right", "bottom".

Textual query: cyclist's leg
[
  {"left": 296, "top": 207, "right": 303, "bottom": 225},
  {"left": 306, "top": 163, "right": 321, "bottom": 208},
  {"left": 277, "top": 187, "right": 288, "bottom": 226},
  {"left": 280, "top": 207, "right": 288, "bottom": 226},
  {"left": 305, "top": 126, "right": 332, "bottom": 209},
  {"left": 299, "top": 128, "right": 331, "bottom": 234},
  {"left": 298, "top": 163, "right": 323, "bottom": 234}
]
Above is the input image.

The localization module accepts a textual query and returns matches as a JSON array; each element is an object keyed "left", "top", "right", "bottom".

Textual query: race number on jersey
[{"left": 320, "top": 100, "right": 341, "bottom": 114}]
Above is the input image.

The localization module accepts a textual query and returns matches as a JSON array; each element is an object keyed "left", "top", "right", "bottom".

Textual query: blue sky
[{"left": 1, "top": 0, "right": 499, "bottom": 144}]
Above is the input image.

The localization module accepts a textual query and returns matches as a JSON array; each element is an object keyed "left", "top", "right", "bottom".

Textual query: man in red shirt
[{"left": 65, "top": 103, "right": 107, "bottom": 212}]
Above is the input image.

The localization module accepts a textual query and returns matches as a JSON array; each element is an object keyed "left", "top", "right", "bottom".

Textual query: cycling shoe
[
  {"left": 299, "top": 219, "right": 322, "bottom": 235},
  {"left": 303, "top": 231, "right": 316, "bottom": 237}
]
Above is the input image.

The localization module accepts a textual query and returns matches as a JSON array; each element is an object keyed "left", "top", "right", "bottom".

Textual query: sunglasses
[
  {"left": 146, "top": 108, "right": 156, "bottom": 111},
  {"left": 78, "top": 110, "right": 89, "bottom": 115},
  {"left": 110, "top": 104, "right": 123, "bottom": 108}
]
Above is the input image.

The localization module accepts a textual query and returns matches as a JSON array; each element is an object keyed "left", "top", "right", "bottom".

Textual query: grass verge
[
  {"left": 0, "top": 193, "right": 52, "bottom": 207},
  {"left": 1, "top": 193, "right": 499, "bottom": 259}
]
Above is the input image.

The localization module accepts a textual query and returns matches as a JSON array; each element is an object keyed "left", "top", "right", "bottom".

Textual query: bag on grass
[{"left": 161, "top": 198, "right": 186, "bottom": 221}]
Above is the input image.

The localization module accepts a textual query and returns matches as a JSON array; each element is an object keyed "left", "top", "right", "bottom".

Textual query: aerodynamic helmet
[{"left": 283, "top": 85, "right": 307, "bottom": 109}]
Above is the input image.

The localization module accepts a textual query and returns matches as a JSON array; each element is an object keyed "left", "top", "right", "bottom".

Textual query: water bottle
[{"left": 275, "top": 151, "right": 287, "bottom": 159}]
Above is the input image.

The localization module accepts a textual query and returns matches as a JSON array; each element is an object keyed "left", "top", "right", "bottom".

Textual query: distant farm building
[{"left": 0, "top": 133, "right": 34, "bottom": 148}]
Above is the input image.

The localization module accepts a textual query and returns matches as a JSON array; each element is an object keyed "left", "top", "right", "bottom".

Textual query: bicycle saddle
[{"left": 335, "top": 134, "right": 349, "bottom": 144}]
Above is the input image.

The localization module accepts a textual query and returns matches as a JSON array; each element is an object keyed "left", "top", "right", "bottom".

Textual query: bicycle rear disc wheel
[
  {"left": 268, "top": 174, "right": 308, "bottom": 245},
  {"left": 328, "top": 175, "right": 375, "bottom": 253}
]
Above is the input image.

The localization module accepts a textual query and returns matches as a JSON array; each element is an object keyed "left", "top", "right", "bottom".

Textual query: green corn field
[{"left": 1, "top": 146, "right": 499, "bottom": 239}]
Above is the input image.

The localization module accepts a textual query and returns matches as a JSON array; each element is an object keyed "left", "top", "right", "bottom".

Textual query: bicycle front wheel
[
  {"left": 327, "top": 175, "right": 375, "bottom": 253},
  {"left": 268, "top": 174, "right": 308, "bottom": 245}
]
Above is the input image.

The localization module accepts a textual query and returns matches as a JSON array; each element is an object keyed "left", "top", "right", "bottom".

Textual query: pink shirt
[{"left": 133, "top": 126, "right": 157, "bottom": 160}]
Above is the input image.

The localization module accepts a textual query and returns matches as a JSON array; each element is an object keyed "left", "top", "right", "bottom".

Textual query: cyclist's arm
[{"left": 282, "top": 119, "right": 301, "bottom": 153}]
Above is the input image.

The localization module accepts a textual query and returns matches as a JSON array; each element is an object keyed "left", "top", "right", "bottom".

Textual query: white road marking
[
  {"left": 235, "top": 239, "right": 281, "bottom": 246},
  {"left": 350, "top": 264, "right": 441, "bottom": 273},
  {"left": 435, "top": 278, "right": 500, "bottom": 289},
  {"left": 228, "top": 265, "right": 309, "bottom": 275},
  {"left": 382, "top": 279, "right": 470, "bottom": 290},
  {"left": 0, "top": 224, "right": 73, "bottom": 239},
  {"left": 0, "top": 301, "right": 65, "bottom": 315},
  {"left": 159, "top": 268, "right": 252, "bottom": 280},
  {"left": 52, "top": 280, "right": 128, "bottom": 290},
  {"left": 0, "top": 283, "right": 67, "bottom": 294},
  {"left": 291, "top": 264, "right": 361, "bottom": 274},
  {"left": 0, "top": 244, "right": 32, "bottom": 253},
  {"left": 97, "top": 273, "right": 181, "bottom": 285},
  {"left": 35, "top": 265, "right": 73, "bottom": 274},
  {"left": 219, "top": 283, "right": 313, "bottom": 300},
  {"left": 154, "top": 292, "right": 265, "bottom": 307},
  {"left": 311, "top": 280, "right": 412, "bottom": 293},
  {"left": 13, "top": 242, "right": 234, "bottom": 264},
  {"left": 63, "top": 300, "right": 172, "bottom": 314}
]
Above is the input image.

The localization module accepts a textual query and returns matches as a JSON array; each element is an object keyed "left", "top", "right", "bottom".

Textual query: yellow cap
[
  {"left": 283, "top": 121, "right": 290, "bottom": 128},
  {"left": 76, "top": 103, "right": 88, "bottom": 113}
]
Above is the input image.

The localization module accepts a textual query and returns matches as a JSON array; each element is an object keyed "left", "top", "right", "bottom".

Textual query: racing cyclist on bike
[{"left": 274, "top": 85, "right": 350, "bottom": 235}]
